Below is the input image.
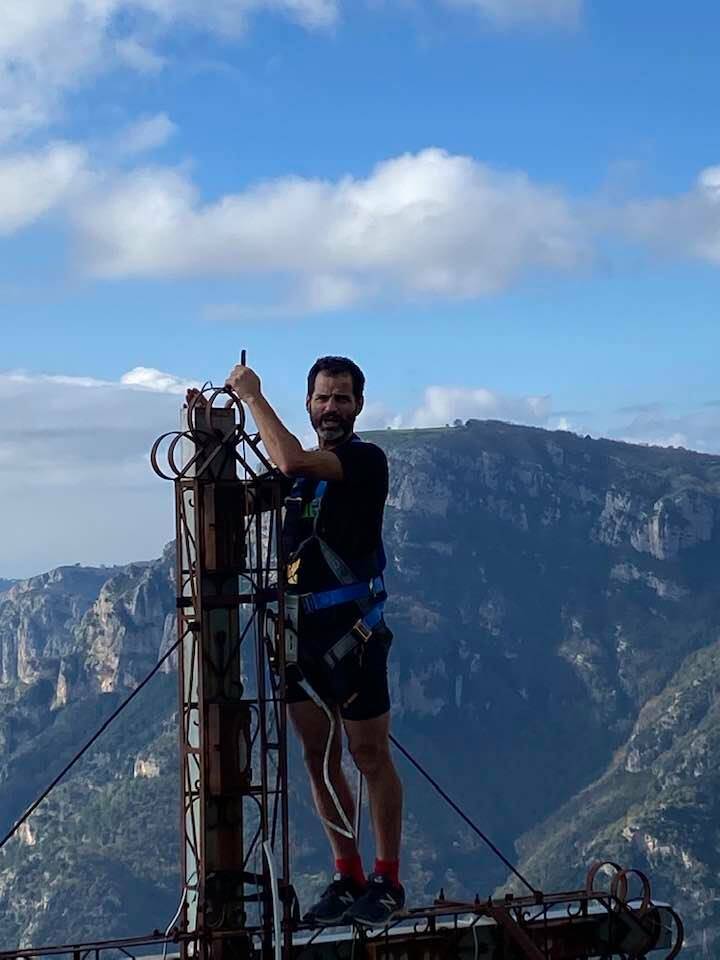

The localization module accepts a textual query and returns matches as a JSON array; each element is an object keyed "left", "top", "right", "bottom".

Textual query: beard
[{"left": 310, "top": 410, "right": 355, "bottom": 445}]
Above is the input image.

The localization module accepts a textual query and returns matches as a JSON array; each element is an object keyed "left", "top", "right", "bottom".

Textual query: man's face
[{"left": 307, "top": 371, "right": 363, "bottom": 446}]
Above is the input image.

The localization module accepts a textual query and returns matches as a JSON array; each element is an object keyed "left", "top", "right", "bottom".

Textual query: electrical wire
[
  {"left": 293, "top": 674, "right": 534, "bottom": 895},
  {"left": 2, "top": 579, "right": 533, "bottom": 907},
  {"left": 0, "top": 635, "right": 183, "bottom": 853},
  {"left": 388, "top": 733, "right": 537, "bottom": 895}
]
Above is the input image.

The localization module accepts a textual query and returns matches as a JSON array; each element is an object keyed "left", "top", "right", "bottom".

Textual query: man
[{"left": 219, "top": 355, "right": 404, "bottom": 928}]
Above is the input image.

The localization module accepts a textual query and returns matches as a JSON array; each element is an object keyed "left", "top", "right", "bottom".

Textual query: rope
[
  {"left": 389, "top": 733, "right": 537, "bottom": 895},
  {"left": 0, "top": 635, "right": 182, "bottom": 852}
]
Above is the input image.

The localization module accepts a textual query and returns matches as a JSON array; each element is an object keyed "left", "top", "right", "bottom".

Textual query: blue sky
[{"left": 2, "top": 0, "right": 720, "bottom": 577}]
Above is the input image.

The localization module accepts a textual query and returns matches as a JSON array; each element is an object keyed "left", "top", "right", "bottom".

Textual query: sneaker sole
[
  {"left": 303, "top": 910, "right": 354, "bottom": 926},
  {"left": 351, "top": 909, "right": 405, "bottom": 929}
]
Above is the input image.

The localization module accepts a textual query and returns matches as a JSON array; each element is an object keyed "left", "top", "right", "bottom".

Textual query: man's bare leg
[
  {"left": 289, "top": 700, "right": 359, "bottom": 859},
  {"left": 343, "top": 711, "right": 402, "bottom": 862}
]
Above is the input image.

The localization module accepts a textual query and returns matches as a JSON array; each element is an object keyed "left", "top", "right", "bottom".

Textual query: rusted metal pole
[{"left": 153, "top": 388, "right": 291, "bottom": 960}]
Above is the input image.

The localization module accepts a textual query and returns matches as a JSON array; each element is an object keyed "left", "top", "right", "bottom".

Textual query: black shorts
[{"left": 286, "top": 624, "right": 393, "bottom": 722}]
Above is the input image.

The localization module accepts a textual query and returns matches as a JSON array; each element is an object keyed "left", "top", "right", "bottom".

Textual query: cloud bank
[
  {"left": 621, "top": 165, "right": 720, "bottom": 266},
  {"left": 407, "top": 385, "right": 551, "bottom": 426},
  {"left": 5, "top": 131, "right": 720, "bottom": 311},
  {"left": 1, "top": 145, "right": 586, "bottom": 308},
  {"left": 0, "top": 367, "right": 201, "bottom": 578},
  {"left": 3, "top": 365, "right": 719, "bottom": 578}
]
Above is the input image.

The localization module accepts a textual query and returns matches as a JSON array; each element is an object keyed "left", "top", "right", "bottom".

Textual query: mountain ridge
[{"left": 1, "top": 418, "right": 719, "bottom": 957}]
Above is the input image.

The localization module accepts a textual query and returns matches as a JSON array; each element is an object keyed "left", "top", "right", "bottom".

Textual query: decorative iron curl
[
  {"left": 150, "top": 384, "right": 268, "bottom": 481},
  {"left": 611, "top": 867, "right": 653, "bottom": 916},
  {"left": 586, "top": 859, "right": 625, "bottom": 899},
  {"left": 565, "top": 899, "right": 584, "bottom": 919},
  {"left": 663, "top": 905, "right": 685, "bottom": 960},
  {"left": 521, "top": 906, "right": 545, "bottom": 924}
]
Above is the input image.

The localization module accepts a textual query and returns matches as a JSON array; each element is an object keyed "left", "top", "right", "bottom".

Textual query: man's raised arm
[{"left": 225, "top": 364, "right": 343, "bottom": 480}]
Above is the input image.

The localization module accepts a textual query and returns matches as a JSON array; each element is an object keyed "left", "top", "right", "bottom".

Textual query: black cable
[
  {"left": 2, "top": 623, "right": 534, "bottom": 895},
  {"left": 0, "top": 635, "right": 182, "bottom": 852},
  {"left": 389, "top": 732, "right": 537, "bottom": 895}
]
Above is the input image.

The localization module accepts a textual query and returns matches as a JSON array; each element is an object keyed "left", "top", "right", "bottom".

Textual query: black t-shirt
[{"left": 282, "top": 435, "right": 389, "bottom": 639}]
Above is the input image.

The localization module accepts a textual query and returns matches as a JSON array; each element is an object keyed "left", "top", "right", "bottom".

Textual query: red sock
[
  {"left": 336, "top": 854, "right": 366, "bottom": 887},
  {"left": 374, "top": 858, "right": 400, "bottom": 887}
]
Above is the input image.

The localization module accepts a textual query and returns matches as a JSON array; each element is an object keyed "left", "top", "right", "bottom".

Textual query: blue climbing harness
[{"left": 283, "top": 439, "right": 388, "bottom": 679}]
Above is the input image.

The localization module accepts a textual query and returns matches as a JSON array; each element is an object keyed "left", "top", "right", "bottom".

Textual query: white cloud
[
  {"left": 114, "top": 36, "right": 167, "bottom": 74},
  {"left": 0, "top": 1, "right": 338, "bottom": 142},
  {"left": 0, "top": 143, "right": 87, "bottom": 234},
  {"left": 406, "top": 385, "right": 552, "bottom": 427},
  {"left": 4, "top": 365, "right": 719, "bottom": 578},
  {"left": 5, "top": 367, "right": 198, "bottom": 395},
  {"left": 116, "top": 113, "right": 177, "bottom": 156},
  {"left": 356, "top": 401, "right": 404, "bottom": 431},
  {"left": 0, "top": 0, "right": 586, "bottom": 143},
  {"left": 120, "top": 366, "right": 193, "bottom": 393},
  {"left": 69, "top": 148, "right": 585, "bottom": 306},
  {"left": 363, "top": 387, "right": 720, "bottom": 456},
  {"left": 349, "top": 384, "right": 557, "bottom": 430},
  {"left": 444, "top": 0, "right": 581, "bottom": 28},
  {"left": 621, "top": 164, "right": 720, "bottom": 265},
  {"left": 612, "top": 406, "right": 720, "bottom": 454},
  {"left": 0, "top": 368, "right": 560, "bottom": 575},
  {"left": 0, "top": 365, "right": 205, "bottom": 578},
  {"left": 15, "top": 142, "right": 720, "bottom": 312},
  {"left": 0, "top": 3, "right": 108, "bottom": 139}
]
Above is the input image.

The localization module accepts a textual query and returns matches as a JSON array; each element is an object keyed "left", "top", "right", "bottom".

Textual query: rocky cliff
[{"left": 1, "top": 420, "right": 719, "bottom": 956}]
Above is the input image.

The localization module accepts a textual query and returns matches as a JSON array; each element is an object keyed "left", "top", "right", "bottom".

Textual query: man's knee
[{"left": 349, "top": 739, "right": 391, "bottom": 778}]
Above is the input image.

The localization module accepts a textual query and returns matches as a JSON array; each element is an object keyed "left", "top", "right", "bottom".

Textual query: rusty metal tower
[{"left": 151, "top": 383, "right": 294, "bottom": 960}]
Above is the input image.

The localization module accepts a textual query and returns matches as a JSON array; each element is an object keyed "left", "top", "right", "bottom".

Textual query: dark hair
[{"left": 306, "top": 356, "right": 365, "bottom": 401}]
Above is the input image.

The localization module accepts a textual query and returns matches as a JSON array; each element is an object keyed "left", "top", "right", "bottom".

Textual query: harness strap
[
  {"left": 286, "top": 435, "right": 387, "bottom": 626},
  {"left": 323, "top": 603, "right": 385, "bottom": 670},
  {"left": 302, "top": 576, "right": 385, "bottom": 614}
]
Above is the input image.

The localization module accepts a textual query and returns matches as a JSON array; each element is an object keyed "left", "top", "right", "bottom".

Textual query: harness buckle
[{"left": 351, "top": 619, "right": 373, "bottom": 643}]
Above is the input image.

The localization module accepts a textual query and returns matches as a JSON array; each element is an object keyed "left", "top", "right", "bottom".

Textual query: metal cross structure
[{"left": 151, "top": 385, "right": 296, "bottom": 960}]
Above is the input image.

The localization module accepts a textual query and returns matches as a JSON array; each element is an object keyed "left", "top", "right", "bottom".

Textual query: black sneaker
[
  {"left": 345, "top": 872, "right": 406, "bottom": 928},
  {"left": 303, "top": 873, "right": 365, "bottom": 925}
]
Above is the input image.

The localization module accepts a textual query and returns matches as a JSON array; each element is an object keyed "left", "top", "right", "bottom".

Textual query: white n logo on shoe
[
  {"left": 379, "top": 896, "right": 397, "bottom": 911},
  {"left": 340, "top": 893, "right": 355, "bottom": 905}
]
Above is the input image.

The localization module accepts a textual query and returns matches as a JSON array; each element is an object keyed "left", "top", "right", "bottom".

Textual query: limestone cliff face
[
  {"left": 1, "top": 420, "right": 719, "bottom": 956},
  {"left": 373, "top": 421, "right": 720, "bottom": 957},
  {"left": 509, "top": 639, "right": 720, "bottom": 957},
  {"left": 596, "top": 488, "right": 716, "bottom": 560},
  {"left": 79, "top": 556, "right": 174, "bottom": 694},
  {"left": 0, "top": 548, "right": 174, "bottom": 704},
  {"left": 0, "top": 566, "right": 110, "bottom": 686},
  {"left": 379, "top": 423, "right": 720, "bottom": 736},
  {"left": 384, "top": 421, "right": 718, "bottom": 565}
]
